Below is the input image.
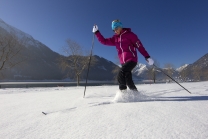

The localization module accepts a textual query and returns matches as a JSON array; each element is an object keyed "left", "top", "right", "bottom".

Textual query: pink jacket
[{"left": 95, "top": 28, "right": 150, "bottom": 64}]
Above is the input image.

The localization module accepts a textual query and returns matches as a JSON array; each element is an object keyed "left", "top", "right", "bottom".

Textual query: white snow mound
[{"left": 113, "top": 90, "right": 150, "bottom": 103}]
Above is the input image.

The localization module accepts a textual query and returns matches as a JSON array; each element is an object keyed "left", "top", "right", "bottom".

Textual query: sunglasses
[{"left": 113, "top": 27, "right": 119, "bottom": 32}]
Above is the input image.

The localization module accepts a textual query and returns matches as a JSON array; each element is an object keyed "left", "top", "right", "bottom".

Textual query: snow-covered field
[{"left": 0, "top": 81, "right": 208, "bottom": 139}]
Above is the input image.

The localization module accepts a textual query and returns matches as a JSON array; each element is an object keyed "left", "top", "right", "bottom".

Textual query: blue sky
[{"left": 0, "top": 0, "right": 208, "bottom": 68}]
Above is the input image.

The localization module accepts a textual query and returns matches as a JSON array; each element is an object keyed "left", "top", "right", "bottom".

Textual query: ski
[
  {"left": 42, "top": 112, "right": 47, "bottom": 115},
  {"left": 42, "top": 107, "right": 77, "bottom": 115}
]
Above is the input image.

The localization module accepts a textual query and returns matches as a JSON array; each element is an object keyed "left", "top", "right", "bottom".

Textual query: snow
[
  {"left": 176, "top": 64, "right": 189, "bottom": 72},
  {"left": 0, "top": 81, "right": 208, "bottom": 139},
  {"left": 133, "top": 63, "right": 148, "bottom": 75}
]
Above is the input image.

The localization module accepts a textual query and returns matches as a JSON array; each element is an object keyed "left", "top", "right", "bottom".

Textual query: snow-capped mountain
[
  {"left": 132, "top": 63, "right": 148, "bottom": 76},
  {"left": 176, "top": 64, "right": 189, "bottom": 72},
  {"left": 132, "top": 53, "right": 208, "bottom": 81}
]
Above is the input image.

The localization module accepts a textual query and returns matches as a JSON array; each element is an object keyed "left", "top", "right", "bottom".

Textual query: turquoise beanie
[{"left": 112, "top": 21, "right": 123, "bottom": 30}]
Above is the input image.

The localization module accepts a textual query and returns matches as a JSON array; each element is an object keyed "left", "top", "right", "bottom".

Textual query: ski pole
[
  {"left": 83, "top": 34, "right": 95, "bottom": 98},
  {"left": 153, "top": 64, "right": 191, "bottom": 94}
]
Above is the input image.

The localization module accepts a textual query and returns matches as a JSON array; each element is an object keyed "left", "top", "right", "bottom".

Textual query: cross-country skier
[{"left": 92, "top": 19, "right": 154, "bottom": 92}]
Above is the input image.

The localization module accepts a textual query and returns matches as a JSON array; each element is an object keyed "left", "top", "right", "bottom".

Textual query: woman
[{"left": 92, "top": 20, "right": 154, "bottom": 92}]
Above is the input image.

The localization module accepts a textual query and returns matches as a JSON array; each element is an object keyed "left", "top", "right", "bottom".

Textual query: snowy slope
[
  {"left": 176, "top": 64, "right": 189, "bottom": 72},
  {"left": 133, "top": 63, "right": 148, "bottom": 76},
  {"left": 0, "top": 82, "right": 208, "bottom": 139}
]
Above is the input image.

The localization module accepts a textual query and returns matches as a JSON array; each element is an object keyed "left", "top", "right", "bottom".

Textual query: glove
[
  {"left": 92, "top": 25, "right": 98, "bottom": 33},
  {"left": 146, "top": 58, "right": 154, "bottom": 65}
]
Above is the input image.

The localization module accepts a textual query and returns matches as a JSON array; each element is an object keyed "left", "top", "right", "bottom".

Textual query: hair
[{"left": 112, "top": 19, "right": 120, "bottom": 23}]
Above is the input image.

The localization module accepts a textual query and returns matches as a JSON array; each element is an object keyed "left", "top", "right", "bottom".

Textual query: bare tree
[
  {"left": 146, "top": 59, "right": 160, "bottom": 83},
  {"left": 0, "top": 33, "right": 26, "bottom": 75},
  {"left": 192, "top": 66, "right": 202, "bottom": 81},
  {"left": 59, "top": 39, "right": 96, "bottom": 86},
  {"left": 203, "top": 68, "right": 208, "bottom": 81},
  {"left": 146, "top": 67, "right": 153, "bottom": 79},
  {"left": 164, "top": 63, "right": 175, "bottom": 82},
  {"left": 180, "top": 68, "right": 189, "bottom": 82}
]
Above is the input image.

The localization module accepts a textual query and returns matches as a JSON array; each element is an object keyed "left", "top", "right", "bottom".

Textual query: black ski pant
[{"left": 117, "top": 61, "right": 137, "bottom": 90}]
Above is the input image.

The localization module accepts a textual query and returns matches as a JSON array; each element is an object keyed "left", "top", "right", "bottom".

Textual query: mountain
[
  {"left": 0, "top": 18, "right": 33, "bottom": 41},
  {"left": 176, "top": 64, "right": 189, "bottom": 72},
  {"left": 133, "top": 63, "right": 148, "bottom": 76},
  {"left": 133, "top": 64, "right": 180, "bottom": 81},
  {"left": 182, "top": 53, "right": 208, "bottom": 81},
  {"left": 0, "top": 19, "right": 65, "bottom": 80},
  {"left": 0, "top": 18, "right": 119, "bottom": 81},
  {"left": 132, "top": 63, "right": 148, "bottom": 80},
  {"left": 132, "top": 53, "right": 208, "bottom": 81},
  {"left": 187, "top": 53, "right": 208, "bottom": 69},
  {"left": 86, "top": 55, "right": 119, "bottom": 80}
]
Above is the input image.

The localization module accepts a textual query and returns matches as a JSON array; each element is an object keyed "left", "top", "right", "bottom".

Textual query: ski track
[{"left": 0, "top": 82, "right": 208, "bottom": 139}]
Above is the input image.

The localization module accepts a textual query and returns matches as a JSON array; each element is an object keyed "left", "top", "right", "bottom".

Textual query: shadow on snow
[{"left": 153, "top": 96, "right": 208, "bottom": 102}]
